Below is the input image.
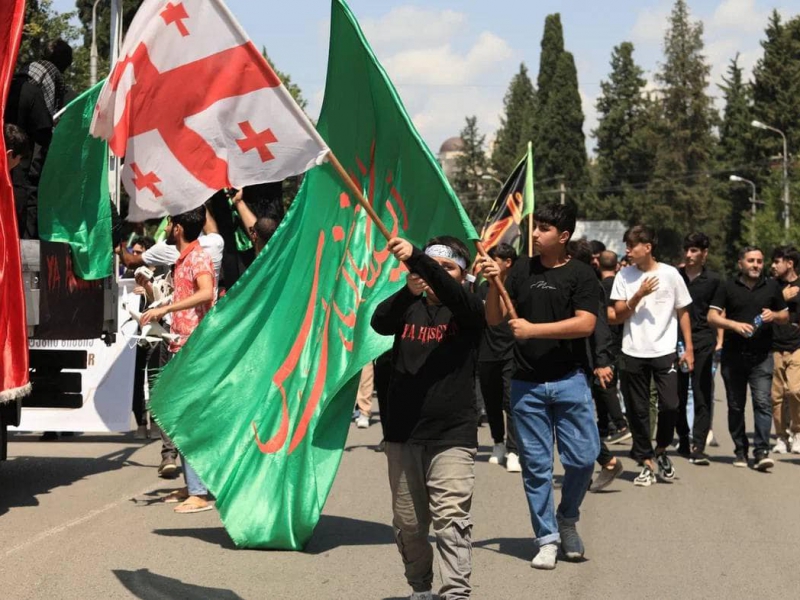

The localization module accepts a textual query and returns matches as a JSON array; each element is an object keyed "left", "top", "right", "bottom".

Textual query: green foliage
[
  {"left": 75, "top": 0, "right": 143, "bottom": 58},
  {"left": 18, "top": 0, "right": 80, "bottom": 67},
  {"left": 536, "top": 51, "right": 590, "bottom": 208},
  {"left": 536, "top": 14, "right": 564, "bottom": 119},
  {"left": 453, "top": 116, "right": 492, "bottom": 228},
  {"left": 645, "top": 0, "right": 724, "bottom": 266},
  {"left": 592, "top": 42, "right": 656, "bottom": 219},
  {"left": 262, "top": 48, "right": 307, "bottom": 111},
  {"left": 491, "top": 63, "right": 535, "bottom": 179}
]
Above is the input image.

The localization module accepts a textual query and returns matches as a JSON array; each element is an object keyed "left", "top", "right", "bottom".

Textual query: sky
[{"left": 53, "top": 0, "right": 800, "bottom": 156}]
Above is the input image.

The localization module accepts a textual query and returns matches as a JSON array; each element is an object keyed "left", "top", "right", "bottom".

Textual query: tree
[
  {"left": 717, "top": 55, "right": 754, "bottom": 256},
  {"left": 491, "top": 63, "right": 536, "bottom": 179},
  {"left": 536, "top": 14, "right": 564, "bottom": 118},
  {"left": 18, "top": 0, "right": 80, "bottom": 67},
  {"left": 536, "top": 51, "right": 590, "bottom": 207},
  {"left": 453, "top": 116, "right": 491, "bottom": 227},
  {"left": 746, "top": 12, "right": 800, "bottom": 249},
  {"left": 592, "top": 42, "right": 655, "bottom": 219},
  {"left": 645, "top": 0, "right": 723, "bottom": 265},
  {"left": 75, "top": 0, "right": 143, "bottom": 60},
  {"left": 262, "top": 48, "right": 307, "bottom": 110}
]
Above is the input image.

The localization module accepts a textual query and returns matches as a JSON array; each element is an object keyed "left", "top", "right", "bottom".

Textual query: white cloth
[
  {"left": 610, "top": 263, "right": 693, "bottom": 358},
  {"left": 143, "top": 233, "right": 224, "bottom": 281},
  {"left": 90, "top": 0, "right": 329, "bottom": 221}
]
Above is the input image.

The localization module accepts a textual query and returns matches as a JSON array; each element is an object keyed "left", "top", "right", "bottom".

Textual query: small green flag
[
  {"left": 521, "top": 141, "right": 535, "bottom": 219},
  {"left": 38, "top": 81, "right": 112, "bottom": 280},
  {"left": 149, "top": 0, "right": 477, "bottom": 550}
]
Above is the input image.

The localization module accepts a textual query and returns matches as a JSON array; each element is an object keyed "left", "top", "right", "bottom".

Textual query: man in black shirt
[
  {"left": 596, "top": 250, "right": 629, "bottom": 444},
  {"left": 372, "top": 235, "right": 484, "bottom": 600},
  {"left": 482, "top": 203, "right": 599, "bottom": 570},
  {"left": 478, "top": 243, "right": 520, "bottom": 472},
  {"left": 769, "top": 246, "right": 800, "bottom": 454},
  {"left": 708, "top": 246, "right": 788, "bottom": 471},
  {"left": 676, "top": 233, "right": 722, "bottom": 465}
]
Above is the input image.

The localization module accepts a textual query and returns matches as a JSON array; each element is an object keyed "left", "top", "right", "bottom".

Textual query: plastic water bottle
[
  {"left": 745, "top": 315, "right": 764, "bottom": 338},
  {"left": 677, "top": 341, "right": 690, "bottom": 373}
]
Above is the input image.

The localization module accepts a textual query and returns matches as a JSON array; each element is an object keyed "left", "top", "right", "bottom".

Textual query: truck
[{"left": 0, "top": 239, "right": 137, "bottom": 461}]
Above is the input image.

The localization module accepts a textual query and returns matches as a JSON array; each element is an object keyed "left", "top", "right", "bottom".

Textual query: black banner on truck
[{"left": 37, "top": 241, "right": 104, "bottom": 340}]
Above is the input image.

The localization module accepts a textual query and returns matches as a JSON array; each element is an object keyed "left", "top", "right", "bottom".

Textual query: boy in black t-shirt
[
  {"left": 372, "top": 235, "right": 484, "bottom": 600},
  {"left": 482, "top": 203, "right": 600, "bottom": 571}
]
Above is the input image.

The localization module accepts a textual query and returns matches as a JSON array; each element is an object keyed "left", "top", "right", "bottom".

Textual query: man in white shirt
[
  {"left": 610, "top": 225, "right": 694, "bottom": 487},
  {"left": 119, "top": 205, "right": 224, "bottom": 283}
]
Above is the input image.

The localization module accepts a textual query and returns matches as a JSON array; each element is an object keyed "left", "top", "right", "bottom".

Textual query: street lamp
[
  {"left": 751, "top": 119, "right": 790, "bottom": 234},
  {"left": 730, "top": 174, "right": 762, "bottom": 244},
  {"left": 481, "top": 174, "right": 504, "bottom": 186},
  {"left": 90, "top": 0, "right": 102, "bottom": 86}
]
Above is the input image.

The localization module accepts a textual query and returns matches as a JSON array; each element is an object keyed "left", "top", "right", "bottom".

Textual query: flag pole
[
  {"left": 527, "top": 213, "right": 533, "bottom": 258},
  {"left": 326, "top": 151, "right": 518, "bottom": 319}
]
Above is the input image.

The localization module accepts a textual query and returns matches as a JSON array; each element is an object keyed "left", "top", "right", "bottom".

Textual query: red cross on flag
[{"left": 91, "top": 0, "right": 329, "bottom": 220}]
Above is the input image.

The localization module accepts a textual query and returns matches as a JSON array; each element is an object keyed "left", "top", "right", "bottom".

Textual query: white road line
[{"left": 3, "top": 482, "right": 161, "bottom": 557}]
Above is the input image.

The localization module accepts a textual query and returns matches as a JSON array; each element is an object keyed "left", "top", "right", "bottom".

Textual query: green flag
[
  {"left": 522, "top": 141, "right": 535, "bottom": 219},
  {"left": 149, "top": 0, "right": 477, "bottom": 551},
  {"left": 38, "top": 81, "right": 112, "bottom": 280}
]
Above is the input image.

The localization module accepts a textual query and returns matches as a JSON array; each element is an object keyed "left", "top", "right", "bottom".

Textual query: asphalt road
[{"left": 2, "top": 397, "right": 800, "bottom": 600}]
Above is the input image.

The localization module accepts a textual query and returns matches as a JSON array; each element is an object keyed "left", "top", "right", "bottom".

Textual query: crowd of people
[{"left": 354, "top": 202, "right": 800, "bottom": 600}]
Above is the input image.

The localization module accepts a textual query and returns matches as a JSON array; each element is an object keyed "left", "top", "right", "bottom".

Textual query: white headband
[{"left": 425, "top": 244, "right": 467, "bottom": 270}]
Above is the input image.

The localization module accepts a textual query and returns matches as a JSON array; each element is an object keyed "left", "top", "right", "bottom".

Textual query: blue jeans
[
  {"left": 181, "top": 454, "right": 207, "bottom": 496},
  {"left": 511, "top": 370, "right": 600, "bottom": 546},
  {"left": 721, "top": 352, "right": 773, "bottom": 457}
]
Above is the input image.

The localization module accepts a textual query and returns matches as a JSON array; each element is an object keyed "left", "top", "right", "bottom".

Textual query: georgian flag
[{"left": 91, "top": 0, "right": 329, "bottom": 220}]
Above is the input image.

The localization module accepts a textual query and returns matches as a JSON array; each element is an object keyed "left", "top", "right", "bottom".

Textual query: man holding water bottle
[{"left": 708, "top": 247, "right": 789, "bottom": 471}]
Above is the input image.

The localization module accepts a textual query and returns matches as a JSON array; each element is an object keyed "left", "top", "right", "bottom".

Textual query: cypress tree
[
  {"left": 491, "top": 63, "right": 536, "bottom": 179},
  {"left": 536, "top": 14, "right": 564, "bottom": 115},
  {"left": 537, "top": 51, "right": 589, "bottom": 206}
]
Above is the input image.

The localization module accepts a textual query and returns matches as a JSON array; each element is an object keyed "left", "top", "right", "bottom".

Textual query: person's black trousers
[
  {"left": 677, "top": 343, "right": 715, "bottom": 452},
  {"left": 592, "top": 365, "right": 627, "bottom": 437},
  {"left": 478, "top": 359, "right": 518, "bottom": 453},
  {"left": 620, "top": 353, "right": 679, "bottom": 462}
]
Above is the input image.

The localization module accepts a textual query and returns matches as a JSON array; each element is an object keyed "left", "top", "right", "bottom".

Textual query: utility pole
[{"left": 90, "top": 0, "right": 102, "bottom": 86}]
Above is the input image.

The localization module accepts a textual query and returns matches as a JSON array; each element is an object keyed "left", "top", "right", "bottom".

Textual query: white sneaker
[
  {"left": 792, "top": 434, "right": 800, "bottom": 454},
  {"left": 531, "top": 543, "right": 558, "bottom": 570},
  {"left": 489, "top": 443, "right": 505, "bottom": 465},
  {"left": 773, "top": 438, "right": 789, "bottom": 454},
  {"left": 409, "top": 592, "right": 432, "bottom": 600},
  {"left": 355, "top": 415, "right": 370, "bottom": 429},
  {"left": 506, "top": 452, "right": 522, "bottom": 473},
  {"left": 707, "top": 430, "right": 719, "bottom": 447}
]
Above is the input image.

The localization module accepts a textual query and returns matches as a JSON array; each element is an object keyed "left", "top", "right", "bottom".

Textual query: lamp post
[
  {"left": 751, "top": 119, "right": 790, "bottom": 234},
  {"left": 481, "top": 174, "right": 504, "bottom": 186},
  {"left": 730, "top": 174, "right": 761, "bottom": 244},
  {"left": 90, "top": 0, "right": 103, "bottom": 86}
]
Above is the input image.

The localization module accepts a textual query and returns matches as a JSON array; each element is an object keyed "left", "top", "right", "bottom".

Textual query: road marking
[{"left": 3, "top": 482, "right": 162, "bottom": 557}]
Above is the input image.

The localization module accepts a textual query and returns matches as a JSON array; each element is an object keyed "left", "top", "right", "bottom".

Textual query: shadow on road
[
  {"left": 306, "top": 514, "right": 395, "bottom": 554},
  {"left": 474, "top": 537, "right": 533, "bottom": 561},
  {"left": 114, "top": 568, "right": 243, "bottom": 599},
  {"left": 153, "top": 515, "right": 394, "bottom": 554},
  {"left": 152, "top": 526, "right": 237, "bottom": 550},
  {"left": 11, "top": 433, "right": 154, "bottom": 444},
  {"left": 0, "top": 447, "right": 143, "bottom": 517}
]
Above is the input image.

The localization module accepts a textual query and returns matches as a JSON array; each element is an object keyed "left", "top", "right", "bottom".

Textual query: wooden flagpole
[
  {"left": 527, "top": 213, "right": 534, "bottom": 258},
  {"left": 326, "top": 151, "right": 518, "bottom": 319}
]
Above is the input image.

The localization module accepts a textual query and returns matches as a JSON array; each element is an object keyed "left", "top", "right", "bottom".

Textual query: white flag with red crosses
[{"left": 91, "top": 0, "right": 329, "bottom": 220}]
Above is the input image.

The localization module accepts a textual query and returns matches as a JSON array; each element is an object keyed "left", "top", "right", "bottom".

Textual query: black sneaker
[
  {"left": 689, "top": 450, "right": 710, "bottom": 466},
  {"left": 656, "top": 452, "right": 676, "bottom": 481},
  {"left": 755, "top": 453, "right": 774, "bottom": 472},
  {"left": 158, "top": 458, "right": 179, "bottom": 479},
  {"left": 607, "top": 427, "right": 632, "bottom": 445},
  {"left": 732, "top": 452, "right": 748, "bottom": 468},
  {"left": 677, "top": 437, "right": 691, "bottom": 457}
]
